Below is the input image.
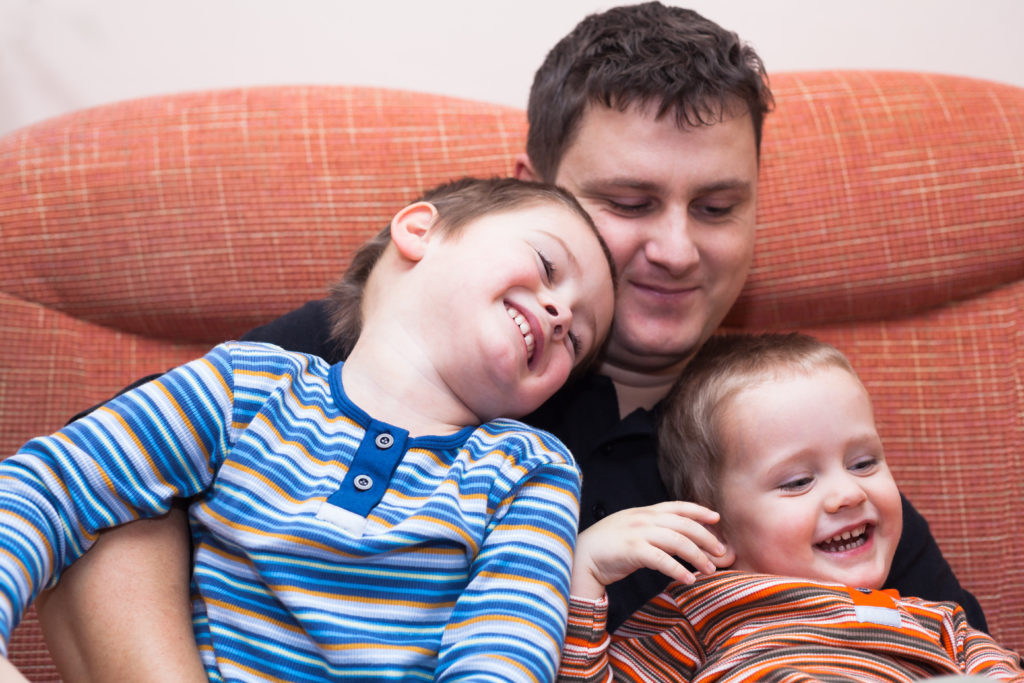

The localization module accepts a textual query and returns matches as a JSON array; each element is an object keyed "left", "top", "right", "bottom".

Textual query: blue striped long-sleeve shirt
[{"left": 0, "top": 342, "right": 582, "bottom": 681}]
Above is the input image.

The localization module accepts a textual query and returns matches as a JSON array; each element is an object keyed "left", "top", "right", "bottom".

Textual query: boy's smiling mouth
[
  {"left": 816, "top": 524, "right": 869, "bottom": 553},
  {"left": 506, "top": 304, "right": 536, "bottom": 363}
]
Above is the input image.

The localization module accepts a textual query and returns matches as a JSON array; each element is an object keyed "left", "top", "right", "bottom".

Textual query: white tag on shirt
[{"left": 316, "top": 501, "right": 368, "bottom": 536}]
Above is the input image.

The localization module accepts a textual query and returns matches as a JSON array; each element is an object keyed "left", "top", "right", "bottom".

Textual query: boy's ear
[
  {"left": 513, "top": 153, "right": 540, "bottom": 182},
  {"left": 390, "top": 201, "right": 439, "bottom": 262}
]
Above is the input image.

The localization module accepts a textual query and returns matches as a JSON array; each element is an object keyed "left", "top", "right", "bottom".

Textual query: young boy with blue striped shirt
[{"left": 0, "top": 177, "right": 615, "bottom": 682}]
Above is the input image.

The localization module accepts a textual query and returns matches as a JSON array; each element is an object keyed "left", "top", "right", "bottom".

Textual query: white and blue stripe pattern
[{"left": 0, "top": 342, "right": 581, "bottom": 681}]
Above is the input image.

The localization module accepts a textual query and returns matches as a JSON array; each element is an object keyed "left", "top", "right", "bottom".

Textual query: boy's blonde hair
[{"left": 657, "top": 332, "right": 858, "bottom": 509}]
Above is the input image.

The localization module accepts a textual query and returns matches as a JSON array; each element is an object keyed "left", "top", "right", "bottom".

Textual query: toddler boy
[{"left": 560, "top": 333, "right": 1024, "bottom": 682}]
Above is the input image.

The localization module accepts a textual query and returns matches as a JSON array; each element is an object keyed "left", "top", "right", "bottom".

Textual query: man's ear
[
  {"left": 513, "top": 153, "right": 540, "bottom": 182},
  {"left": 389, "top": 201, "right": 438, "bottom": 262}
]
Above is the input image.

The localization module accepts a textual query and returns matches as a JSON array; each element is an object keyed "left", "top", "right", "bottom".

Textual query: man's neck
[{"left": 599, "top": 361, "right": 684, "bottom": 419}]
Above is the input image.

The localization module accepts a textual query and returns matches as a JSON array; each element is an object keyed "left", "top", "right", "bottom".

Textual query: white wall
[{"left": 2, "top": 0, "right": 1022, "bottom": 136}]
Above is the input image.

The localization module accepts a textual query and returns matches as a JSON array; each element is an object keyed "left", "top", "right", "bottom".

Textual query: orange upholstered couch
[{"left": 1, "top": 71, "right": 1022, "bottom": 679}]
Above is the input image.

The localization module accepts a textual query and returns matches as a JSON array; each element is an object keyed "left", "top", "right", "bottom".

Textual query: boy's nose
[
  {"left": 825, "top": 475, "right": 868, "bottom": 513},
  {"left": 545, "top": 302, "right": 572, "bottom": 340}
]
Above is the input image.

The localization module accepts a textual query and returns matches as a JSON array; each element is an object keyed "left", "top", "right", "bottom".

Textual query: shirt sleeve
[
  {"left": 558, "top": 595, "right": 614, "bottom": 683},
  {"left": 559, "top": 587, "right": 703, "bottom": 683},
  {"left": 955, "top": 604, "right": 1024, "bottom": 680},
  {"left": 0, "top": 343, "right": 237, "bottom": 651},
  {"left": 434, "top": 435, "right": 582, "bottom": 683}
]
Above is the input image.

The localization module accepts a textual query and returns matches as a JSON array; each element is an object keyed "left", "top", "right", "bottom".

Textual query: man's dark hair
[
  {"left": 327, "top": 177, "right": 615, "bottom": 364},
  {"left": 526, "top": 2, "right": 773, "bottom": 181}
]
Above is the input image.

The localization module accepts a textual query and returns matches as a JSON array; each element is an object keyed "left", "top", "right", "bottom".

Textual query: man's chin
[{"left": 602, "top": 334, "right": 704, "bottom": 375}]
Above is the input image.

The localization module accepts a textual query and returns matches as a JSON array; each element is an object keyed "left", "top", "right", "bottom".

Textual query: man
[
  {"left": 38, "top": 3, "right": 983, "bottom": 679},
  {"left": 519, "top": 1, "right": 978, "bottom": 630}
]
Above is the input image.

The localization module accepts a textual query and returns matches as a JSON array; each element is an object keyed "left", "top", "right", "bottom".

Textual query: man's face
[{"left": 549, "top": 103, "right": 758, "bottom": 377}]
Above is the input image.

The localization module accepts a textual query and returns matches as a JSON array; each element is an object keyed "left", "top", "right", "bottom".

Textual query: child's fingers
[
  {"left": 627, "top": 524, "right": 715, "bottom": 579},
  {"left": 649, "top": 526, "right": 722, "bottom": 577},
  {"left": 573, "top": 503, "right": 732, "bottom": 587},
  {"left": 647, "top": 511, "right": 727, "bottom": 558},
  {"left": 641, "top": 546, "right": 698, "bottom": 586},
  {"left": 645, "top": 500, "right": 720, "bottom": 524}
]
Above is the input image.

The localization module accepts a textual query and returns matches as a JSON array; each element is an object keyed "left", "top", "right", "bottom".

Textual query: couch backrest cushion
[
  {"left": 0, "top": 87, "right": 526, "bottom": 344},
  {"left": 728, "top": 70, "right": 1024, "bottom": 328}
]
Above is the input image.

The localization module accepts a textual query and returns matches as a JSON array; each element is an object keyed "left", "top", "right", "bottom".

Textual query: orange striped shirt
[{"left": 559, "top": 571, "right": 1024, "bottom": 682}]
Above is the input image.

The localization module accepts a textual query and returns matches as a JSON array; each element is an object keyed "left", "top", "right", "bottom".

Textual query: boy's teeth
[
  {"left": 825, "top": 525, "right": 866, "bottom": 543},
  {"left": 817, "top": 525, "right": 868, "bottom": 552},
  {"left": 506, "top": 305, "right": 536, "bottom": 361}
]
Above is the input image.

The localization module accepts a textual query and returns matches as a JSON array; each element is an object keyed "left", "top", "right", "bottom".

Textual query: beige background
[{"left": 2, "top": 0, "right": 1022, "bottom": 136}]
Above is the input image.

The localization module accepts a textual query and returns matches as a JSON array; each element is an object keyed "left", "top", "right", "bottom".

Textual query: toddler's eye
[
  {"left": 849, "top": 457, "right": 879, "bottom": 473},
  {"left": 780, "top": 476, "right": 813, "bottom": 492}
]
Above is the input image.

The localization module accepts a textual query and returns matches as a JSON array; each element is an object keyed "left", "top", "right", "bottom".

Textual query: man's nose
[{"left": 643, "top": 210, "right": 700, "bottom": 275}]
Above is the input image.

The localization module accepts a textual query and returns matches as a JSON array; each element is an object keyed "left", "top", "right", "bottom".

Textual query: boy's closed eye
[
  {"left": 536, "top": 249, "right": 556, "bottom": 281},
  {"left": 568, "top": 331, "right": 582, "bottom": 357},
  {"left": 533, "top": 246, "right": 589, "bottom": 359}
]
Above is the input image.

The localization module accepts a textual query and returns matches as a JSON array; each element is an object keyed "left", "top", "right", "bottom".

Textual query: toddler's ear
[
  {"left": 390, "top": 201, "right": 438, "bottom": 262},
  {"left": 709, "top": 524, "right": 737, "bottom": 569}
]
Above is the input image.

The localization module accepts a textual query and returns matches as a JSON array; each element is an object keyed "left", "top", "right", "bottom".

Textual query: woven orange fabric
[{"left": 1, "top": 72, "right": 1022, "bottom": 680}]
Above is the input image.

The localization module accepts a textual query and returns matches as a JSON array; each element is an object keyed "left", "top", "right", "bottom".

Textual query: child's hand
[{"left": 570, "top": 501, "right": 734, "bottom": 599}]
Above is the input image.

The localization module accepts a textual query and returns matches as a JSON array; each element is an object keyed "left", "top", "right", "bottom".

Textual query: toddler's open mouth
[{"left": 816, "top": 524, "right": 870, "bottom": 553}]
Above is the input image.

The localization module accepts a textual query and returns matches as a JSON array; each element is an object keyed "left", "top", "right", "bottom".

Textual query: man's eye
[
  {"left": 608, "top": 199, "right": 652, "bottom": 215},
  {"left": 693, "top": 202, "right": 735, "bottom": 220}
]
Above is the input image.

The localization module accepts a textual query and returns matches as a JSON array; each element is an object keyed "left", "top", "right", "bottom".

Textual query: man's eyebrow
[
  {"left": 577, "top": 177, "right": 660, "bottom": 194},
  {"left": 694, "top": 179, "right": 754, "bottom": 195},
  {"left": 579, "top": 177, "right": 753, "bottom": 196}
]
